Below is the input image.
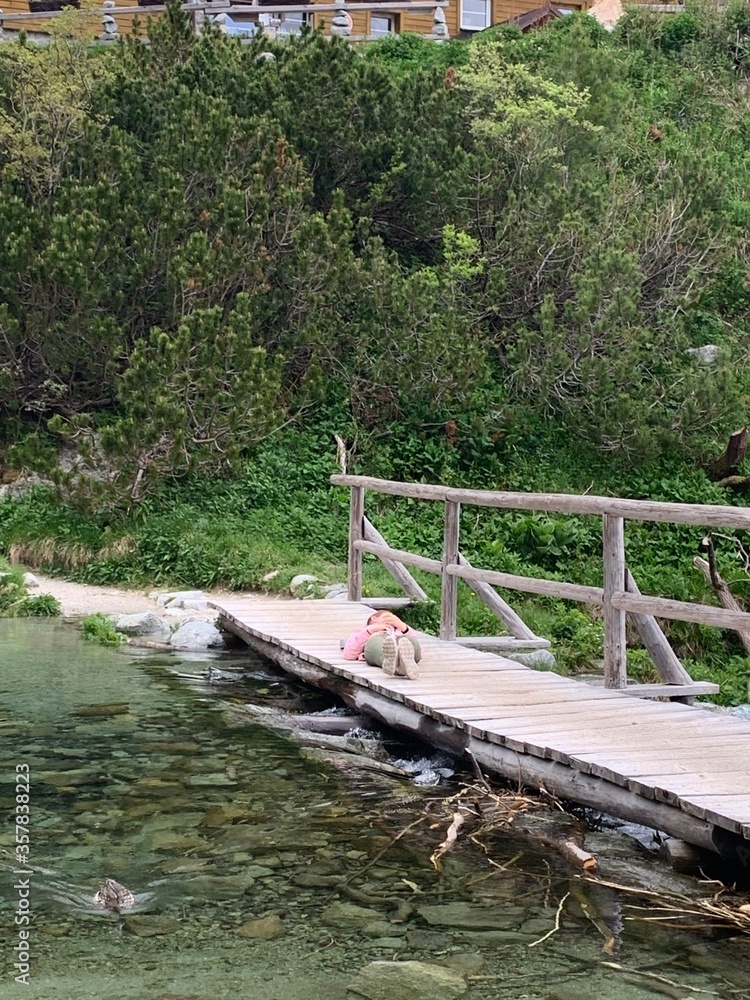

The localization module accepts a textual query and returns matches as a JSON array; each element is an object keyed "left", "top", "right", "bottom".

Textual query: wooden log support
[
  {"left": 603, "top": 515, "right": 627, "bottom": 689},
  {"left": 625, "top": 569, "right": 693, "bottom": 686},
  {"left": 446, "top": 563, "right": 604, "bottom": 605},
  {"left": 457, "top": 553, "right": 538, "bottom": 641},
  {"left": 347, "top": 486, "right": 365, "bottom": 603},
  {"left": 363, "top": 517, "right": 428, "bottom": 602},
  {"left": 440, "top": 501, "right": 460, "bottom": 641},
  {"left": 453, "top": 636, "right": 551, "bottom": 650},
  {"left": 694, "top": 554, "right": 750, "bottom": 656},
  {"left": 618, "top": 682, "right": 720, "bottom": 698},
  {"left": 354, "top": 540, "right": 442, "bottom": 575},
  {"left": 612, "top": 591, "right": 750, "bottom": 632}
]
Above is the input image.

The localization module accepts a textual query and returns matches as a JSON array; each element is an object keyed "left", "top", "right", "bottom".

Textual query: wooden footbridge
[{"left": 212, "top": 476, "right": 750, "bottom": 860}]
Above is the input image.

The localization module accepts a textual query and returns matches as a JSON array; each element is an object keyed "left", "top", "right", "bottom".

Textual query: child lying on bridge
[{"left": 342, "top": 610, "right": 422, "bottom": 680}]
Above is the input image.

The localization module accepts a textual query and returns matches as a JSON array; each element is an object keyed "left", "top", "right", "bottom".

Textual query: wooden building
[{"left": 0, "top": 0, "right": 593, "bottom": 42}]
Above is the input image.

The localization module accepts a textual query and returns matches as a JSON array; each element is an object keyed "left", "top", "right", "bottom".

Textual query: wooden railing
[{"left": 330, "top": 474, "right": 750, "bottom": 699}]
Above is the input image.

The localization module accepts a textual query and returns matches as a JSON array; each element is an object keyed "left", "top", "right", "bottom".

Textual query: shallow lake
[{"left": 1, "top": 619, "right": 749, "bottom": 1000}]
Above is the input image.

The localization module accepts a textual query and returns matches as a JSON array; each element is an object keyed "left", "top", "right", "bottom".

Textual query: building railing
[{"left": 330, "top": 473, "right": 750, "bottom": 699}]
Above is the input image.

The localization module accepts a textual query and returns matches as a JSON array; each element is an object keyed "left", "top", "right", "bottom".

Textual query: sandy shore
[{"left": 31, "top": 574, "right": 262, "bottom": 619}]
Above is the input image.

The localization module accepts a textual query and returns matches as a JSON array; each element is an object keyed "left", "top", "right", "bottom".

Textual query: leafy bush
[{"left": 81, "top": 613, "right": 125, "bottom": 646}]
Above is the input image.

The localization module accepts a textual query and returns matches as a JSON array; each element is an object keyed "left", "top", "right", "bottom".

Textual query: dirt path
[{"left": 31, "top": 574, "right": 262, "bottom": 619}]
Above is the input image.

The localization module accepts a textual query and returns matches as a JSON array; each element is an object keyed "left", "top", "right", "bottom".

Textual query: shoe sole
[
  {"left": 397, "top": 640, "right": 419, "bottom": 680},
  {"left": 380, "top": 635, "right": 398, "bottom": 676}
]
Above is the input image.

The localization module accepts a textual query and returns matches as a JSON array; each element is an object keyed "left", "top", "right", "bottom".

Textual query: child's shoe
[
  {"left": 380, "top": 634, "right": 398, "bottom": 676},
  {"left": 397, "top": 639, "right": 419, "bottom": 680}
]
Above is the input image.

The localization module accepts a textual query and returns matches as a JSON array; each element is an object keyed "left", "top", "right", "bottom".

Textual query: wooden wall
[{"left": 0, "top": 0, "right": 592, "bottom": 40}]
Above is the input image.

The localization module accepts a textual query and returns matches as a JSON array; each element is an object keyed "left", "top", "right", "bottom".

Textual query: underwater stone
[
  {"left": 417, "top": 902, "right": 522, "bottom": 930},
  {"left": 236, "top": 914, "right": 285, "bottom": 939},
  {"left": 123, "top": 915, "right": 180, "bottom": 936},
  {"left": 322, "top": 902, "right": 384, "bottom": 928},
  {"left": 347, "top": 961, "right": 467, "bottom": 1000}
]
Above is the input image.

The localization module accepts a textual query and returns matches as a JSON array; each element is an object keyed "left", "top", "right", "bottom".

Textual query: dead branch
[{"left": 693, "top": 551, "right": 750, "bottom": 655}]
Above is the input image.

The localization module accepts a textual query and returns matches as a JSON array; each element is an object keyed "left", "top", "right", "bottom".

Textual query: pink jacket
[{"left": 343, "top": 622, "right": 410, "bottom": 660}]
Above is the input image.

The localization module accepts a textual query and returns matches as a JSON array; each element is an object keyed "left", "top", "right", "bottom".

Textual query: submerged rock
[
  {"left": 123, "top": 915, "right": 180, "bottom": 936},
  {"left": 236, "top": 914, "right": 285, "bottom": 939},
  {"left": 322, "top": 901, "right": 384, "bottom": 928},
  {"left": 347, "top": 961, "right": 467, "bottom": 1000},
  {"left": 417, "top": 902, "right": 522, "bottom": 930},
  {"left": 170, "top": 620, "right": 225, "bottom": 650}
]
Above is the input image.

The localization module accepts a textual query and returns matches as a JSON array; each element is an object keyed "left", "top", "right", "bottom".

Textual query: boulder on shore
[
  {"left": 114, "top": 612, "right": 171, "bottom": 640},
  {"left": 169, "top": 620, "right": 225, "bottom": 650}
]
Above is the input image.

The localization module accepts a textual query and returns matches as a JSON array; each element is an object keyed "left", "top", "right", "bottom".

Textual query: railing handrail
[
  {"left": 331, "top": 474, "right": 747, "bottom": 695},
  {"left": 331, "top": 473, "right": 750, "bottom": 530}
]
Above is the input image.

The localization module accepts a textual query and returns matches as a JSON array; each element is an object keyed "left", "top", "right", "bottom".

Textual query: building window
[
  {"left": 278, "top": 11, "right": 311, "bottom": 34},
  {"left": 460, "top": 0, "right": 490, "bottom": 30},
  {"left": 370, "top": 13, "right": 395, "bottom": 36}
]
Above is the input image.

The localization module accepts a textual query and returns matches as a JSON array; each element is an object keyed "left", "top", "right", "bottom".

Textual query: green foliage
[
  {"left": 81, "top": 613, "right": 126, "bottom": 646},
  {"left": 0, "top": 559, "right": 60, "bottom": 616},
  {"left": 4, "top": 9, "right": 750, "bottom": 701}
]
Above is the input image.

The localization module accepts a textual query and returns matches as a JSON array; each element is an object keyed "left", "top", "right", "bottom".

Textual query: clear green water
[{"left": 1, "top": 619, "right": 749, "bottom": 1000}]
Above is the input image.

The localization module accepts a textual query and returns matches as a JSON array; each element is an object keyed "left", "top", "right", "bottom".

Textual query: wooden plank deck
[{"left": 211, "top": 598, "right": 750, "bottom": 846}]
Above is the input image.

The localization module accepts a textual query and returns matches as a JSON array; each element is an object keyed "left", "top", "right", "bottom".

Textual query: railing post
[
  {"left": 440, "top": 500, "right": 460, "bottom": 640},
  {"left": 603, "top": 514, "right": 627, "bottom": 688},
  {"left": 348, "top": 486, "right": 364, "bottom": 602}
]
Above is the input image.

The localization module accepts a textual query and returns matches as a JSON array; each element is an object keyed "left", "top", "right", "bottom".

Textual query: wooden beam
[
  {"left": 331, "top": 474, "right": 750, "bottom": 530},
  {"left": 347, "top": 486, "right": 364, "bottom": 603},
  {"left": 618, "top": 682, "right": 720, "bottom": 699},
  {"left": 353, "top": 539, "right": 442, "bottom": 575},
  {"left": 612, "top": 591, "right": 750, "bottom": 632},
  {"left": 625, "top": 569, "right": 693, "bottom": 686},
  {"left": 603, "top": 514, "right": 627, "bottom": 689},
  {"left": 361, "top": 597, "right": 414, "bottom": 611},
  {"left": 453, "top": 636, "right": 551, "bottom": 650},
  {"left": 363, "top": 517, "right": 428, "bottom": 602},
  {"left": 457, "top": 553, "right": 538, "bottom": 641},
  {"left": 445, "top": 562, "right": 604, "bottom": 605},
  {"left": 440, "top": 500, "right": 460, "bottom": 641}
]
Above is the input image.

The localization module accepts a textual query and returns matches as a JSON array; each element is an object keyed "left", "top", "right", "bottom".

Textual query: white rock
[
  {"left": 169, "top": 620, "right": 225, "bottom": 650},
  {"left": 323, "top": 584, "right": 347, "bottom": 599},
  {"left": 114, "top": 612, "right": 171, "bottom": 639},
  {"left": 685, "top": 344, "right": 720, "bottom": 365},
  {"left": 165, "top": 596, "right": 209, "bottom": 611},
  {"left": 262, "top": 570, "right": 280, "bottom": 582},
  {"left": 502, "top": 649, "right": 557, "bottom": 670},
  {"left": 156, "top": 590, "right": 206, "bottom": 607},
  {"left": 290, "top": 574, "right": 317, "bottom": 596},
  {"left": 23, "top": 573, "right": 40, "bottom": 588}
]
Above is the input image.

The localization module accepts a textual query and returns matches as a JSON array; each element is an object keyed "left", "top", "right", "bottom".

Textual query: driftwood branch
[{"left": 693, "top": 552, "right": 750, "bottom": 656}]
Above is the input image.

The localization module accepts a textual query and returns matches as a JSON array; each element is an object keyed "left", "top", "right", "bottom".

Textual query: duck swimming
[{"left": 92, "top": 879, "right": 135, "bottom": 913}]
